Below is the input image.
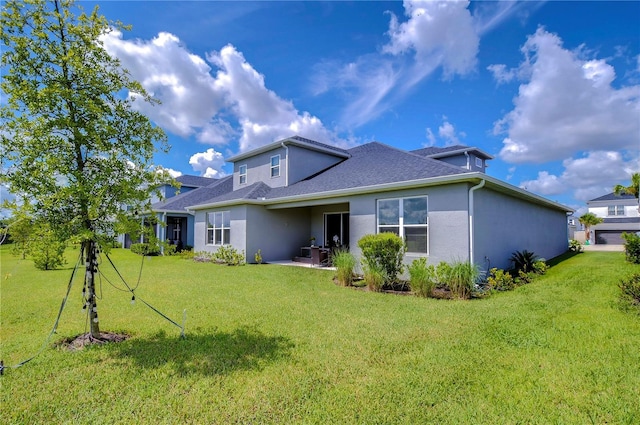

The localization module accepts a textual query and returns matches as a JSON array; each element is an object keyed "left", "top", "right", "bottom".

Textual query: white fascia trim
[{"left": 186, "top": 172, "right": 573, "bottom": 213}]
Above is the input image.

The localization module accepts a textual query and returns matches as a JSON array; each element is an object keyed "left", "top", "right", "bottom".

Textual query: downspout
[
  {"left": 464, "top": 151, "right": 470, "bottom": 170},
  {"left": 281, "top": 141, "right": 289, "bottom": 186},
  {"left": 160, "top": 212, "right": 166, "bottom": 255},
  {"left": 468, "top": 179, "right": 485, "bottom": 265}
]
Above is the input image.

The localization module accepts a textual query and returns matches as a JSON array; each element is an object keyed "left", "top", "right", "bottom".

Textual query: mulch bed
[{"left": 55, "top": 332, "right": 130, "bottom": 351}]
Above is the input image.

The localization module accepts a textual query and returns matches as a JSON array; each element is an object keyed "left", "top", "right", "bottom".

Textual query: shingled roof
[
  {"left": 589, "top": 192, "right": 637, "bottom": 202},
  {"left": 175, "top": 174, "right": 218, "bottom": 188},
  {"left": 411, "top": 144, "right": 493, "bottom": 159},
  {"left": 186, "top": 141, "right": 473, "bottom": 207},
  {"left": 153, "top": 176, "right": 233, "bottom": 212}
]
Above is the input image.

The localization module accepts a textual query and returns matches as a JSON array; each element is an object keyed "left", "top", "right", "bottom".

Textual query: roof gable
[
  {"left": 589, "top": 192, "right": 637, "bottom": 202},
  {"left": 411, "top": 145, "right": 493, "bottom": 160}
]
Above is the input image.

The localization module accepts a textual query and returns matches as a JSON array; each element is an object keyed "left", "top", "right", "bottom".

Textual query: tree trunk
[{"left": 84, "top": 239, "right": 101, "bottom": 338}]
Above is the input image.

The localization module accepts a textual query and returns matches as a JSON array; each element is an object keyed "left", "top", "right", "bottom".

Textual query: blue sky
[{"left": 89, "top": 0, "right": 638, "bottom": 213}]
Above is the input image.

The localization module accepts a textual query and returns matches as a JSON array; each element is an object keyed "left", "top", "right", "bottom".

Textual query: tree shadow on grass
[{"left": 106, "top": 326, "right": 294, "bottom": 377}]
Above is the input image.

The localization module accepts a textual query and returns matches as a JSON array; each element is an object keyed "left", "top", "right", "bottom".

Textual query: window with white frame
[
  {"left": 270, "top": 155, "right": 280, "bottom": 178},
  {"left": 607, "top": 205, "right": 625, "bottom": 216},
  {"left": 206, "top": 211, "right": 230, "bottom": 245},
  {"left": 377, "top": 196, "right": 428, "bottom": 253},
  {"left": 239, "top": 164, "right": 247, "bottom": 184},
  {"left": 475, "top": 157, "right": 483, "bottom": 168}
]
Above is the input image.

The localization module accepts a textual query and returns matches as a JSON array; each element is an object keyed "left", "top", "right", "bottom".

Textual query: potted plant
[{"left": 309, "top": 236, "right": 316, "bottom": 247}]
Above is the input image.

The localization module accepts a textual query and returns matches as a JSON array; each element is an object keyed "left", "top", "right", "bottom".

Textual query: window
[
  {"left": 270, "top": 155, "right": 280, "bottom": 178},
  {"left": 239, "top": 164, "right": 247, "bottom": 184},
  {"left": 607, "top": 205, "right": 624, "bottom": 216},
  {"left": 377, "top": 196, "right": 428, "bottom": 253},
  {"left": 206, "top": 211, "right": 230, "bottom": 245},
  {"left": 475, "top": 157, "right": 483, "bottom": 168}
]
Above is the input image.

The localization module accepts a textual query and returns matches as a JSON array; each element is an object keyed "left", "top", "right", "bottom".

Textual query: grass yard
[{"left": 1, "top": 246, "right": 639, "bottom": 424}]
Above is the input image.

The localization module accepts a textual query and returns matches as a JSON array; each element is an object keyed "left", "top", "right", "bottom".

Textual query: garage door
[{"left": 595, "top": 230, "right": 624, "bottom": 245}]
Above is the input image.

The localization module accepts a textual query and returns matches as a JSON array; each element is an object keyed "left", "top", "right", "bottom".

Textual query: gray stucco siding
[
  {"left": 287, "top": 145, "right": 344, "bottom": 186},
  {"left": 245, "top": 205, "right": 311, "bottom": 262},
  {"left": 233, "top": 147, "right": 287, "bottom": 190},
  {"left": 193, "top": 206, "right": 248, "bottom": 255},
  {"left": 473, "top": 188, "right": 568, "bottom": 270},
  {"left": 348, "top": 183, "right": 471, "bottom": 268}
]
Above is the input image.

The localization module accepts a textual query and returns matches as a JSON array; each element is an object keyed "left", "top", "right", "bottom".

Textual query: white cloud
[
  {"left": 519, "top": 151, "right": 640, "bottom": 202},
  {"left": 102, "top": 32, "right": 344, "bottom": 154},
  {"left": 425, "top": 117, "right": 465, "bottom": 146},
  {"left": 207, "top": 45, "right": 341, "bottom": 152},
  {"left": 492, "top": 27, "right": 640, "bottom": 164},
  {"left": 101, "top": 30, "right": 226, "bottom": 143},
  {"left": 164, "top": 168, "right": 183, "bottom": 178},
  {"left": 189, "top": 149, "right": 227, "bottom": 178},
  {"left": 384, "top": 0, "right": 479, "bottom": 79}
]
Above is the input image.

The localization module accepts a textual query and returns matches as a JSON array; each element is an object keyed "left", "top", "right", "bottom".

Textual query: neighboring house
[
  {"left": 120, "top": 174, "right": 221, "bottom": 249},
  {"left": 178, "top": 136, "right": 571, "bottom": 270},
  {"left": 586, "top": 192, "right": 640, "bottom": 244}
]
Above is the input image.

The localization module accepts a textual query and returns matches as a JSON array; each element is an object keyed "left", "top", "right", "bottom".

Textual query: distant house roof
[
  {"left": 589, "top": 192, "right": 637, "bottom": 202},
  {"left": 226, "top": 135, "right": 351, "bottom": 163},
  {"left": 153, "top": 176, "right": 233, "bottom": 213},
  {"left": 186, "top": 140, "right": 571, "bottom": 213},
  {"left": 175, "top": 175, "right": 218, "bottom": 188},
  {"left": 411, "top": 144, "right": 494, "bottom": 160}
]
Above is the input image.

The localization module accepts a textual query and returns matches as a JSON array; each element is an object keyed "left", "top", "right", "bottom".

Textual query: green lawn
[{"left": 1, "top": 247, "right": 639, "bottom": 424}]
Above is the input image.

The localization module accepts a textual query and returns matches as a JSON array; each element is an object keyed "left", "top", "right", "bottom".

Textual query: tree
[
  {"left": 1, "top": 0, "right": 171, "bottom": 338},
  {"left": 29, "top": 221, "right": 67, "bottom": 270},
  {"left": 614, "top": 172, "right": 640, "bottom": 212},
  {"left": 579, "top": 212, "right": 603, "bottom": 243}
]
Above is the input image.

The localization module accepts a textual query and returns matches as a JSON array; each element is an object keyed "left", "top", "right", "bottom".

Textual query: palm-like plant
[
  {"left": 614, "top": 172, "right": 640, "bottom": 212},
  {"left": 579, "top": 212, "right": 604, "bottom": 242}
]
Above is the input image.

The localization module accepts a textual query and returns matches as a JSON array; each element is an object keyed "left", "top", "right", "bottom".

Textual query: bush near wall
[{"left": 622, "top": 232, "right": 640, "bottom": 264}]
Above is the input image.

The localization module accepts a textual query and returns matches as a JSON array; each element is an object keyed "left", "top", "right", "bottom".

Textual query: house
[
  {"left": 178, "top": 136, "right": 571, "bottom": 270},
  {"left": 121, "top": 174, "right": 223, "bottom": 249},
  {"left": 586, "top": 192, "right": 640, "bottom": 244}
]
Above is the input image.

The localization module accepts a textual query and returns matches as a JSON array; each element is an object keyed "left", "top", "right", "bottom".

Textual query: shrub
[
  {"left": 622, "top": 232, "right": 640, "bottom": 264},
  {"left": 357, "top": 233, "right": 406, "bottom": 286},
  {"left": 444, "top": 260, "right": 480, "bottom": 299},
  {"left": 332, "top": 248, "right": 357, "bottom": 286},
  {"left": 435, "top": 261, "right": 452, "bottom": 288},
  {"left": 213, "top": 245, "right": 245, "bottom": 265},
  {"left": 487, "top": 268, "right": 515, "bottom": 291},
  {"left": 510, "top": 250, "right": 539, "bottom": 274},
  {"left": 130, "top": 243, "right": 161, "bottom": 256},
  {"left": 254, "top": 249, "right": 263, "bottom": 264},
  {"left": 162, "top": 243, "right": 177, "bottom": 256},
  {"left": 29, "top": 224, "right": 66, "bottom": 270},
  {"left": 619, "top": 273, "right": 640, "bottom": 311},
  {"left": 568, "top": 239, "right": 583, "bottom": 253},
  {"left": 532, "top": 259, "right": 548, "bottom": 275},
  {"left": 363, "top": 262, "right": 386, "bottom": 292},
  {"left": 407, "top": 257, "right": 436, "bottom": 298},
  {"left": 192, "top": 251, "right": 214, "bottom": 262}
]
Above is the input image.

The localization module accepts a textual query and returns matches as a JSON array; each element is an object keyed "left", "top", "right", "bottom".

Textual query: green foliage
[
  {"left": 331, "top": 248, "right": 356, "bottom": 286},
  {"left": 613, "top": 172, "right": 640, "bottom": 199},
  {"left": 0, "top": 0, "right": 173, "bottom": 243},
  {"left": 532, "top": 259, "right": 548, "bottom": 275},
  {"left": 212, "top": 245, "right": 245, "bottom": 266},
  {"left": 363, "top": 261, "right": 386, "bottom": 292},
  {"left": 579, "top": 213, "right": 604, "bottom": 241},
  {"left": 28, "top": 223, "right": 67, "bottom": 270},
  {"left": 130, "top": 243, "right": 161, "bottom": 256},
  {"left": 622, "top": 232, "right": 640, "bottom": 264},
  {"left": 7, "top": 212, "right": 34, "bottom": 259},
  {"left": 443, "top": 260, "right": 480, "bottom": 299},
  {"left": 2, "top": 247, "right": 640, "bottom": 423},
  {"left": 619, "top": 273, "right": 640, "bottom": 311},
  {"left": 487, "top": 268, "right": 516, "bottom": 291},
  {"left": 509, "top": 250, "right": 540, "bottom": 274},
  {"left": 568, "top": 239, "right": 583, "bottom": 253},
  {"left": 407, "top": 257, "right": 437, "bottom": 297},
  {"left": 254, "top": 249, "right": 263, "bottom": 264},
  {"left": 357, "top": 233, "right": 406, "bottom": 286}
]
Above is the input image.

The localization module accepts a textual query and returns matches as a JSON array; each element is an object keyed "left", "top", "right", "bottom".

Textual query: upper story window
[
  {"left": 239, "top": 164, "right": 247, "bottom": 185},
  {"left": 607, "top": 205, "right": 625, "bottom": 216},
  {"left": 475, "top": 157, "right": 483, "bottom": 168},
  {"left": 377, "top": 196, "right": 428, "bottom": 254},
  {"left": 270, "top": 155, "right": 280, "bottom": 178},
  {"left": 206, "top": 211, "right": 230, "bottom": 245}
]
